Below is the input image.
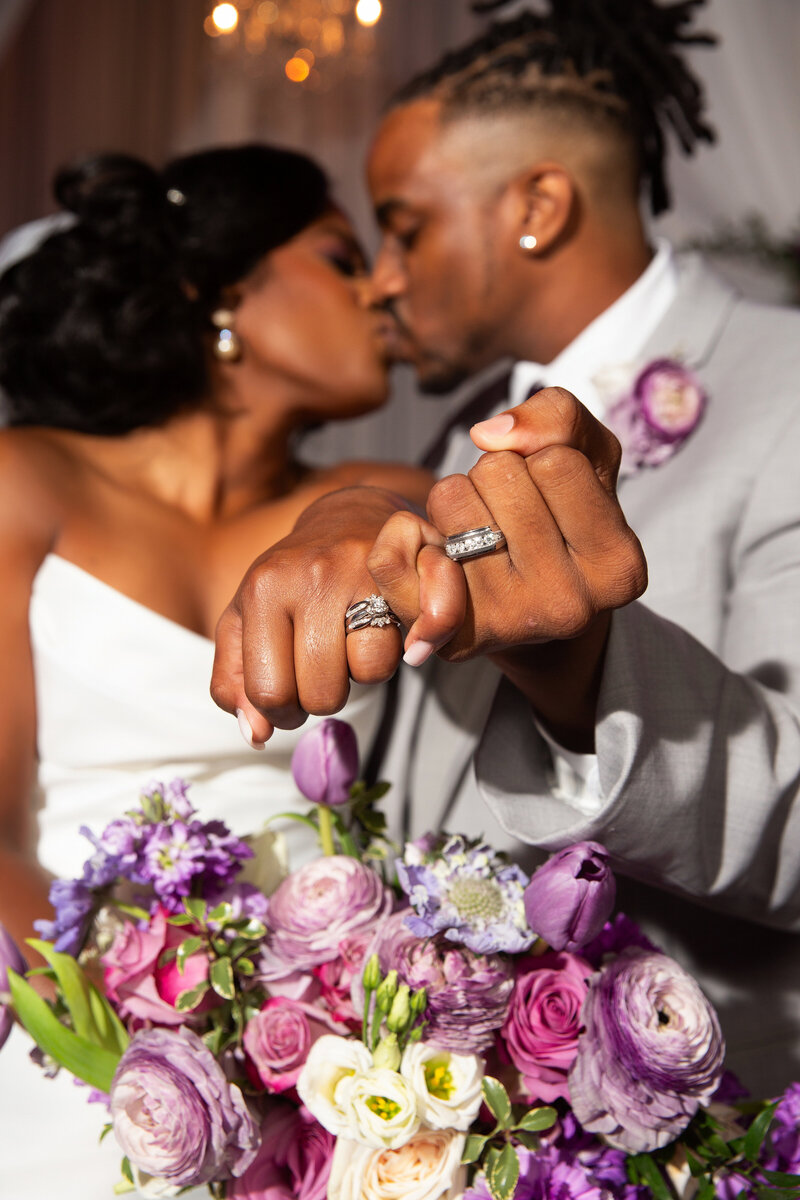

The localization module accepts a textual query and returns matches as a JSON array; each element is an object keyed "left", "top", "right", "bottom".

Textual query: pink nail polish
[
  {"left": 472, "top": 412, "right": 515, "bottom": 439},
  {"left": 237, "top": 708, "right": 265, "bottom": 750},
  {"left": 403, "top": 640, "right": 435, "bottom": 667}
]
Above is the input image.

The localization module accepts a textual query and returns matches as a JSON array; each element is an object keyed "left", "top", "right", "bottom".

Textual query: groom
[{"left": 212, "top": 1, "right": 800, "bottom": 1094}]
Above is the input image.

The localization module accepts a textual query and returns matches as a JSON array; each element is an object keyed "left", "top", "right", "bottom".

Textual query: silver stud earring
[
  {"left": 519, "top": 235, "right": 538, "bottom": 252},
  {"left": 211, "top": 308, "right": 241, "bottom": 362}
]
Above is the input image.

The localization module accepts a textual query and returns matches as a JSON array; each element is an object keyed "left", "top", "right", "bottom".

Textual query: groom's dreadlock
[{"left": 392, "top": 0, "right": 716, "bottom": 216}]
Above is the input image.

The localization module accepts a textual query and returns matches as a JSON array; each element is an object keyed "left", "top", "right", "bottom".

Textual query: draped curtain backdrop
[{"left": 1, "top": 0, "right": 798, "bottom": 462}]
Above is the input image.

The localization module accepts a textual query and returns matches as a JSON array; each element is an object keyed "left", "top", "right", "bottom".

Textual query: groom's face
[{"left": 367, "top": 99, "right": 525, "bottom": 394}]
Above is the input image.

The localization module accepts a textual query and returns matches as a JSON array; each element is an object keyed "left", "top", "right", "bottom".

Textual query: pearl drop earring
[
  {"left": 211, "top": 308, "right": 241, "bottom": 362},
  {"left": 519, "top": 235, "right": 538, "bottom": 251}
]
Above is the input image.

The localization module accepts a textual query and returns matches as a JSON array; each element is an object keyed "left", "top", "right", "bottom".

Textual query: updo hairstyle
[{"left": 0, "top": 145, "right": 330, "bottom": 434}]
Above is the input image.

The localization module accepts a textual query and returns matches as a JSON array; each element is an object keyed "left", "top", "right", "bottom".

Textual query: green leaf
[
  {"left": 24, "top": 940, "right": 128, "bottom": 1055},
  {"left": 236, "top": 958, "right": 255, "bottom": 976},
  {"left": 114, "top": 903, "right": 151, "bottom": 922},
  {"left": 121, "top": 1157, "right": 134, "bottom": 1184},
  {"left": 482, "top": 1076, "right": 513, "bottom": 1129},
  {"left": 157, "top": 946, "right": 179, "bottom": 968},
  {"left": 625, "top": 1153, "right": 674, "bottom": 1200},
  {"left": 182, "top": 896, "right": 208, "bottom": 923},
  {"left": 744, "top": 1102, "right": 778, "bottom": 1163},
  {"left": 175, "top": 982, "right": 210, "bottom": 1012},
  {"left": 210, "top": 957, "right": 235, "bottom": 1000},
  {"left": 7, "top": 969, "right": 121, "bottom": 1093},
  {"left": 461, "top": 1134, "right": 489, "bottom": 1164},
  {"left": 176, "top": 936, "right": 206, "bottom": 967},
  {"left": 487, "top": 1143, "right": 519, "bottom": 1200},
  {"left": 167, "top": 912, "right": 197, "bottom": 927},
  {"left": 514, "top": 1106, "right": 557, "bottom": 1133}
]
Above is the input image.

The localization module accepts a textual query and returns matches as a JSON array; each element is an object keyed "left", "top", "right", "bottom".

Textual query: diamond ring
[
  {"left": 444, "top": 525, "right": 507, "bottom": 562},
  {"left": 344, "top": 594, "right": 402, "bottom": 634}
]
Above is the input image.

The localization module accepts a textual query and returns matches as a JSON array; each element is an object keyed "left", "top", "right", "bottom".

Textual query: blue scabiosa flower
[{"left": 396, "top": 835, "right": 535, "bottom": 955}]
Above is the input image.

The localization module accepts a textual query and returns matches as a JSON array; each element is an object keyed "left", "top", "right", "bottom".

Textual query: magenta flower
[
  {"left": 260, "top": 856, "right": 393, "bottom": 978},
  {"left": 291, "top": 718, "right": 359, "bottom": 807},
  {"left": 523, "top": 843, "right": 615, "bottom": 953},
  {"left": 501, "top": 951, "right": 592, "bottom": 1104},
  {"left": 605, "top": 358, "right": 707, "bottom": 473},
  {"left": 569, "top": 948, "right": 725, "bottom": 1153},
  {"left": 110, "top": 1025, "right": 259, "bottom": 1187},
  {"left": 230, "top": 1101, "right": 334, "bottom": 1200},
  {"left": 0, "top": 922, "right": 26, "bottom": 1050}
]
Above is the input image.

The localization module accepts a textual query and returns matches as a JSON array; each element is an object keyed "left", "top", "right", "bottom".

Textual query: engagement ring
[{"left": 345, "top": 594, "right": 401, "bottom": 634}]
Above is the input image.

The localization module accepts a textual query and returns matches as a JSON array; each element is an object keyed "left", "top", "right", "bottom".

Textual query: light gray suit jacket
[{"left": 379, "top": 253, "right": 800, "bottom": 1098}]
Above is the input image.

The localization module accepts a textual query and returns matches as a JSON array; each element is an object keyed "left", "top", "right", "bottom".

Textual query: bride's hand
[{"left": 211, "top": 486, "right": 411, "bottom": 743}]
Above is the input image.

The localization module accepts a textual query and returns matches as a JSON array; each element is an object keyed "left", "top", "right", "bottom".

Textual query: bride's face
[{"left": 229, "top": 211, "right": 391, "bottom": 418}]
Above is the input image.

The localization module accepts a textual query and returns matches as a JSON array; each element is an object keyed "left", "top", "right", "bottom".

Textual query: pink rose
[
  {"left": 243, "top": 997, "right": 342, "bottom": 1093},
  {"left": 314, "top": 929, "right": 375, "bottom": 1028},
  {"left": 230, "top": 1101, "right": 334, "bottom": 1200},
  {"left": 103, "top": 906, "right": 213, "bottom": 1026},
  {"left": 501, "top": 951, "right": 592, "bottom": 1104}
]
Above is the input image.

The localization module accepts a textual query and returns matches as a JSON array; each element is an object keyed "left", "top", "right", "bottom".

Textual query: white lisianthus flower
[
  {"left": 400, "top": 1042, "right": 484, "bottom": 1131},
  {"left": 337, "top": 1066, "right": 422, "bottom": 1150},
  {"left": 328, "top": 1129, "right": 467, "bottom": 1200},
  {"left": 296, "top": 1034, "right": 372, "bottom": 1137}
]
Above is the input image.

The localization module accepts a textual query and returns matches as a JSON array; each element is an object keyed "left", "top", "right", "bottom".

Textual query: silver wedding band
[
  {"left": 444, "top": 525, "right": 507, "bottom": 562},
  {"left": 345, "top": 594, "right": 401, "bottom": 634}
]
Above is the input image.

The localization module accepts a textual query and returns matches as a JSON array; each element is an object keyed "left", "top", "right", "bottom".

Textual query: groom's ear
[{"left": 504, "top": 162, "right": 577, "bottom": 255}]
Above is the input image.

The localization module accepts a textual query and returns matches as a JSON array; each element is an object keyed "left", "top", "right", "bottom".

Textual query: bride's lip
[{"left": 373, "top": 317, "right": 412, "bottom": 360}]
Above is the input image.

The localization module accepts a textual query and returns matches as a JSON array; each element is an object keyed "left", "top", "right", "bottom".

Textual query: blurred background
[{"left": 1, "top": 0, "right": 799, "bottom": 462}]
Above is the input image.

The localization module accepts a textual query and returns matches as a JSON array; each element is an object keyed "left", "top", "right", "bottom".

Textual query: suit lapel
[{"left": 637, "top": 252, "right": 739, "bottom": 369}]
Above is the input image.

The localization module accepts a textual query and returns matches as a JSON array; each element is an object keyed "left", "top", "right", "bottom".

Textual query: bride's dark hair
[{"left": 0, "top": 144, "right": 330, "bottom": 434}]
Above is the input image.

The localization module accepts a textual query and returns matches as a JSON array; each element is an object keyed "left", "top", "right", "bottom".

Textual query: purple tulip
[
  {"left": 523, "top": 843, "right": 615, "bottom": 953},
  {"left": 110, "top": 1025, "right": 259, "bottom": 1187},
  {"left": 0, "top": 922, "right": 26, "bottom": 1050},
  {"left": 569, "top": 948, "right": 725, "bottom": 1153},
  {"left": 291, "top": 719, "right": 359, "bottom": 807}
]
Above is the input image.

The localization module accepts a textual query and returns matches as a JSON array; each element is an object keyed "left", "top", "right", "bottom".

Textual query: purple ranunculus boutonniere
[{"left": 603, "top": 357, "right": 707, "bottom": 474}]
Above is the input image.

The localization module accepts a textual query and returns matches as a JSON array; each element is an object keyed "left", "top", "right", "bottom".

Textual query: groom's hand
[
  {"left": 367, "top": 387, "right": 647, "bottom": 747},
  {"left": 211, "top": 487, "right": 410, "bottom": 742}
]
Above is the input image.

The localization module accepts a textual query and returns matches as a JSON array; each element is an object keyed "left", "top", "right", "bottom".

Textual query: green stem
[{"left": 317, "top": 806, "right": 336, "bottom": 856}]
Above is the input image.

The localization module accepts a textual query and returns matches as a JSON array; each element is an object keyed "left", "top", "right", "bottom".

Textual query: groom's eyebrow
[{"left": 374, "top": 199, "right": 411, "bottom": 228}]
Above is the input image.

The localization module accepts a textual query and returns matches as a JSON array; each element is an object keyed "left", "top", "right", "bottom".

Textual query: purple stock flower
[
  {"left": 397, "top": 835, "right": 534, "bottom": 955},
  {"left": 358, "top": 910, "right": 514, "bottom": 1054},
  {"left": 523, "top": 842, "right": 615, "bottom": 954},
  {"left": 0, "top": 922, "right": 26, "bottom": 1050},
  {"left": 110, "top": 1025, "right": 259, "bottom": 1188},
  {"left": 34, "top": 877, "right": 97, "bottom": 955},
  {"left": 465, "top": 1144, "right": 611, "bottom": 1200},
  {"left": 569, "top": 948, "right": 725, "bottom": 1153},
  {"left": 605, "top": 358, "right": 707, "bottom": 474},
  {"left": 260, "top": 856, "right": 393, "bottom": 977},
  {"left": 291, "top": 718, "right": 359, "bottom": 807}
]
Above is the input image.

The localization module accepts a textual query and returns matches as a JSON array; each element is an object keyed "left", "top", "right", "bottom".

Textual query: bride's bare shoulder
[{"left": 0, "top": 427, "right": 75, "bottom": 554}]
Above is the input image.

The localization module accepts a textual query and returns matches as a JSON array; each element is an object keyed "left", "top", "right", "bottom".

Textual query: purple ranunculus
[
  {"left": 580, "top": 913, "right": 656, "bottom": 969},
  {"left": 397, "top": 834, "right": 534, "bottom": 955},
  {"left": 523, "top": 843, "right": 615, "bottom": 954},
  {"left": 569, "top": 948, "right": 725, "bottom": 1153},
  {"left": 501, "top": 951, "right": 592, "bottom": 1104},
  {"left": 260, "top": 856, "right": 393, "bottom": 978},
  {"left": 291, "top": 718, "right": 359, "bottom": 807},
  {"left": 110, "top": 1025, "right": 259, "bottom": 1188},
  {"left": 0, "top": 922, "right": 26, "bottom": 1050},
  {"left": 229, "top": 1100, "right": 335, "bottom": 1200},
  {"left": 358, "top": 910, "right": 514, "bottom": 1054}
]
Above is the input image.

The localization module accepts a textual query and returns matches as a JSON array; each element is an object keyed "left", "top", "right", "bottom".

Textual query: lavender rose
[
  {"left": 523, "top": 843, "right": 615, "bottom": 954},
  {"left": 501, "top": 951, "right": 592, "bottom": 1103},
  {"left": 230, "top": 1101, "right": 335, "bottom": 1200},
  {"left": 0, "top": 921, "right": 26, "bottom": 1050},
  {"left": 569, "top": 948, "right": 725, "bottom": 1153},
  {"left": 358, "top": 910, "right": 513, "bottom": 1054},
  {"left": 243, "top": 996, "right": 342, "bottom": 1093},
  {"left": 291, "top": 718, "right": 359, "bottom": 807},
  {"left": 261, "top": 856, "right": 393, "bottom": 978},
  {"left": 110, "top": 1026, "right": 259, "bottom": 1187}
]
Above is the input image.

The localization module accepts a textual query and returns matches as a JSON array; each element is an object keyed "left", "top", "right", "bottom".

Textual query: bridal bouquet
[{"left": 2, "top": 719, "right": 800, "bottom": 1200}]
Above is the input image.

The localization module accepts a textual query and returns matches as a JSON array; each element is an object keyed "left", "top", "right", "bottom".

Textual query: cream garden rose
[
  {"left": 400, "top": 1043, "right": 484, "bottom": 1131},
  {"left": 328, "top": 1128, "right": 467, "bottom": 1200}
]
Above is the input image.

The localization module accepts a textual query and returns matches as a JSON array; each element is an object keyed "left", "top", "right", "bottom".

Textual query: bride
[{"left": 0, "top": 144, "right": 431, "bottom": 1198}]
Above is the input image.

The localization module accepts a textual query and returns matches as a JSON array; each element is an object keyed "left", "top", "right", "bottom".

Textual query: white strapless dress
[{"left": 0, "top": 555, "right": 384, "bottom": 1200}]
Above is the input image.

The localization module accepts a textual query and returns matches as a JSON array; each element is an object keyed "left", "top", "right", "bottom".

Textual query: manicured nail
[
  {"left": 472, "top": 412, "right": 515, "bottom": 440},
  {"left": 403, "top": 640, "right": 435, "bottom": 667},
  {"left": 237, "top": 708, "right": 265, "bottom": 750}
]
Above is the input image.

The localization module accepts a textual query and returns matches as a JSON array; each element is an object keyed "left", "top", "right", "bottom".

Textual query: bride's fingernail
[
  {"left": 471, "top": 412, "right": 515, "bottom": 440},
  {"left": 237, "top": 708, "right": 265, "bottom": 750},
  {"left": 403, "top": 640, "right": 435, "bottom": 668}
]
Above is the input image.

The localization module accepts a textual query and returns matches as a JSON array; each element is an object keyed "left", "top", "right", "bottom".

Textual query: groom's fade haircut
[{"left": 391, "top": 0, "right": 716, "bottom": 217}]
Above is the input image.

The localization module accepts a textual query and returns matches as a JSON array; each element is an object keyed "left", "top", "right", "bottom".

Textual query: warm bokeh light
[
  {"left": 285, "top": 55, "right": 311, "bottom": 83},
  {"left": 211, "top": 4, "right": 239, "bottom": 33},
  {"left": 355, "top": 0, "right": 382, "bottom": 26}
]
